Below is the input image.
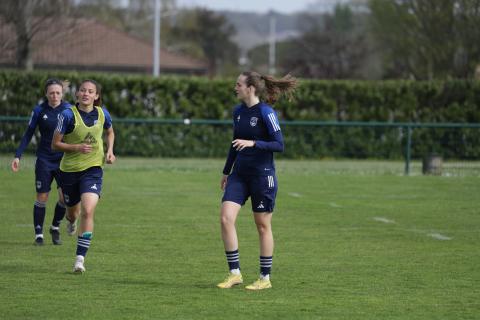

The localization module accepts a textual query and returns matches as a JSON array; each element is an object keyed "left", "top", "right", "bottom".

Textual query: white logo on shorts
[
  {"left": 36, "top": 181, "right": 42, "bottom": 189},
  {"left": 257, "top": 201, "right": 264, "bottom": 209},
  {"left": 64, "top": 194, "right": 70, "bottom": 203},
  {"left": 91, "top": 184, "right": 97, "bottom": 190}
]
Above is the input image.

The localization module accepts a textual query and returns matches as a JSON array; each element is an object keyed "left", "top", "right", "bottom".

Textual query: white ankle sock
[{"left": 230, "top": 268, "right": 241, "bottom": 275}]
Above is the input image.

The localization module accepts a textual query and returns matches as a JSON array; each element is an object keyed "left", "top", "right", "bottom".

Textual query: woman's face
[
  {"left": 76, "top": 82, "right": 99, "bottom": 107},
  {"left": 46, "top": 84, "right": 63, "bottom": 107},
  {"left": 235, "top": 74, "right": 250, "bottom": 101}
]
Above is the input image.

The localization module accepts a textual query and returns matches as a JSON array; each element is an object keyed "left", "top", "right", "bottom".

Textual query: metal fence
[{"left": 1, "top": 116, "right": 479, "bottom": 175}]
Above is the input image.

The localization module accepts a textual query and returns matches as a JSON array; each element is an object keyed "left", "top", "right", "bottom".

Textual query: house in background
[{"left": 0, "top": 18, "right": 208, "bottom": 75}]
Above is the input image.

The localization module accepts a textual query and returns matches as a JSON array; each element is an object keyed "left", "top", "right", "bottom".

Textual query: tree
[
  {"left": 171, "top": 8, "right": 239, "bottom": 76},
  {"left": 280, "top": 4, "right": 370, "bottom": 79},
  {"left": 369, "top": 0, "right": 480, "bottom": 79},
  {"left": 0, "top": 0, "right": 74, "bottom": 70}
]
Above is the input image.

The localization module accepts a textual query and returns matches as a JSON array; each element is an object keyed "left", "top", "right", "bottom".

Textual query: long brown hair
[
  {"left": 78, "top": 79, "right": 102, "bottom": 107},
  {"left": 241, "top": 71, "right": 297, "bottom": 105}
]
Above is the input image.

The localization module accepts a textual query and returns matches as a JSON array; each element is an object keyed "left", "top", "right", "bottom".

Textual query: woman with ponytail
[{"left": 217, "top": 71, "right": 297, "bottom": 290}]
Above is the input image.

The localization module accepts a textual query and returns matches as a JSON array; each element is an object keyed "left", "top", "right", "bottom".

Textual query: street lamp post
[
  {"left": 153, "top": 0, "right": 161, "bottom": 77},
  {"left": 269, "top": 11, "right": 276, "bottom": 75}
]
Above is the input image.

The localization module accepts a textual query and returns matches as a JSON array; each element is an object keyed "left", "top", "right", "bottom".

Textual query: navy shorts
[
  {"left": 35, "top": 158, "right": 61, "bottom": 193},
  {"left": 222, "top": 172, "right": 278, "bottom": 213},
  {"left": 59, "top": 166, "right": 103, "bottom": 207}
]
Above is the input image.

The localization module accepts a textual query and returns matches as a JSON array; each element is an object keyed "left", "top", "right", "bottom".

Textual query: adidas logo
[
  {"left": 83, "top": 132, "right": 97, "bottom": 144},
  {"left": 90, "top": 184, "right": 97, "bottom": 190},
  {"left": 42, "top": 114, "right": 48, "bottom": 120},
  {"left": 257, "top": 201, "right": 265, "bottom": 209}
]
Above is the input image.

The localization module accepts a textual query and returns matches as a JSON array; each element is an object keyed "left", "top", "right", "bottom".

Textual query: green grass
[{"left": 0, "top": 156, "right": 479, "bottom": 319}]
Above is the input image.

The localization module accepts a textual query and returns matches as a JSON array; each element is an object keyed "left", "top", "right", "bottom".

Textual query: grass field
[{"left": 0, "top": 156, "right": 479, "bottom": 319}]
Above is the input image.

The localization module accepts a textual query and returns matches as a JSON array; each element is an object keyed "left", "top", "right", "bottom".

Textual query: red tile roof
[{"left": 0, "top": 18, "right": 208, "bottom": 75}]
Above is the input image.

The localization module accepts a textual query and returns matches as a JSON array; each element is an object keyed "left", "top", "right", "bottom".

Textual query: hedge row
[{"left": 1, "top": 70, "right": 479, "bottom": 159}]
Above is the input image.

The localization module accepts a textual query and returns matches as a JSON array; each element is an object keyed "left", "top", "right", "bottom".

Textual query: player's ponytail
[{"left": 242, "top": 71, "right": 297, "bottom": 105}]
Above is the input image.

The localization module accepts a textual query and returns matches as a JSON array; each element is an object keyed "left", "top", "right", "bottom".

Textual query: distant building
[{"left": 0, "top": 18, "right": 208, "bottom": 75}]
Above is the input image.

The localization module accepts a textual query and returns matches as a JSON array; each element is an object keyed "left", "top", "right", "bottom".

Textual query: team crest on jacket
[{"left": 250, "top": 117, "right": 258, "bottom": 127}]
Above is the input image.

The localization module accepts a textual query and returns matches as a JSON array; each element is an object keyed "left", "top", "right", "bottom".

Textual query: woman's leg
[
  {"left": 217, "top": 201, "right": 243, "bottom": 288},
  {"left": 49, "top": 188, "right": 66, "bottom": 245},
  {"left": 73, "top": 192, "right": 99, "bottom": 273},
  {"left": 245, "top": 212, "right": 274, "bottom": 290},
  {"left": 65, "top": 202, "right": 81, "bottom": 235},
  {"left": 79, "top": 192, "right": 99, "bottom": 234},
  {"left": 253, "top": 212, "right": 274, "bottom": 257},
  {"left": 33, "top": 192, "right": 49, "bottom": 244},
  {"left": 220, "top": 201, "right": 242, "bottom": 251},
  {"left": 51, "top": 188, "right": 66, "bottom": 228}
]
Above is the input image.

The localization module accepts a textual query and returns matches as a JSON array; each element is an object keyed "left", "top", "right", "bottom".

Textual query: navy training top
[
  {"left": 222, "top": 101, "right": 284, "bottom": 176},
  {"left": 15, "top": 101, "right": 72, "bottom": 162}
]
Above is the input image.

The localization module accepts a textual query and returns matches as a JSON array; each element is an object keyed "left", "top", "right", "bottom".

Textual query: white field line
[
  {"left": 288, "top": 192, "right": 302, "bottom": 198},
  {"left": 427, "top": 233, "right": 452, "bottom": 241},
  {"left": 329, "top": 202, "right": 341, "bottom": 208},
  {"left": 373, "top": 217, "right": 396, "bottom": 224},
  {"left": 372, "top": 218, "right": 452, "bottom": 240}
]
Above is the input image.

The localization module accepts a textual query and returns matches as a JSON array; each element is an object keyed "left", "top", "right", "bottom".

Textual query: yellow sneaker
[
  {"left": 217, "top": 273, "right": 243, "bottom": 289},
  {"left": 245, "top": 278, "right": 272, "bottom": 290}
]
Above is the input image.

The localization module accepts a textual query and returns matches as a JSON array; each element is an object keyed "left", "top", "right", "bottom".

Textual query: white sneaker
[
  {"left": 66, "top": 219, "right": 77, "bottom": 236},
  {"left": 73, "top": 255, "right": 85, "bottom": 273}
]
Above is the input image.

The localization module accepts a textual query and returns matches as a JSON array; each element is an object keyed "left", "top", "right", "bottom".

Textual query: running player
[
  {"left": 11, "top": 78, "right": 71, "bottom": 245},
  {"left": 52, "top": 79, "right": 115, "bottom": 273},
  {"left": 217, "top": 71, "right": 297, "bottom": 290}
]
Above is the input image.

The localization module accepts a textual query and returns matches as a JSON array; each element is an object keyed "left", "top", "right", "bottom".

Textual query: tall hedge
[{"left": 1, "top": 70, "right": 479, "bottom": 159}]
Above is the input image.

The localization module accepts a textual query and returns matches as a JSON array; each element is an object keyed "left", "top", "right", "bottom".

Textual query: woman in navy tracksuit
[
  {"left": 217, "top": 71, "right": 297, "bottom": 290},
  {"left": 11, "top": 79, "right": 71, "bottom": 246}
]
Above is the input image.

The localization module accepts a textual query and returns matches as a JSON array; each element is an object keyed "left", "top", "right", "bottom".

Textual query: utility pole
[
  {"left": 153, "top": 0, "right": 161, "bottom": 77},
  {"left": 268, "top": 11, "right": 276, "bottom": 75}
]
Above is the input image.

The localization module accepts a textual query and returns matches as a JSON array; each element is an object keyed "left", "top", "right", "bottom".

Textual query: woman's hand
[
  {"left": 11, "top": 158, "right": 20, "bottom": 172},
  {"left": 106, "top": 151, "right": 116, "bottom": 164},
  {"left": 76, "top": 143, "right": 92, "bottom": 154},
  {"left": 220, "top": 175, "right": 228, "bottom": 191},
  {"left": 232, "top": 139, "right": 255, "bottom": 151}
]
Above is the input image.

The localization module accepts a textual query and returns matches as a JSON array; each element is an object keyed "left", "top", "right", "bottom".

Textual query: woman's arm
[
  {"left": 104, "top": 127, "right": 115, "bottom": 164},
  {"left": 51, "top": 131, "right": 92, "bottom": 153}
]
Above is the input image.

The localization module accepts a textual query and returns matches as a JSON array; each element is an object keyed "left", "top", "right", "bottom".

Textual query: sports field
[{"left": 0, "top": 156, "right": 479, "bottom": 319}]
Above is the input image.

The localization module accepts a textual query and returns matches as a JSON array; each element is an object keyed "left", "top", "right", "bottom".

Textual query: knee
[
  {"left": 36, "top": 193, "right": 49, "bottom": 202},
  {"left": 220, "top": 214, "right": 234, "bottom": 227},
  {"left": 255, "top": 222, "right": 271, "bottom": 235},
  {"left": 82, "top": 208, "right": 95, "bottom": 219}
]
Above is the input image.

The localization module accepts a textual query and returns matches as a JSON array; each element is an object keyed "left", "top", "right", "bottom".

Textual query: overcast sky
[{"left": 176, "top": 0, "right": 345, "bottom": 14}]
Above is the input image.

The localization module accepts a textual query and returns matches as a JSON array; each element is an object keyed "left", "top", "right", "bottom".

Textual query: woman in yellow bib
[{"left": 52, "top": 79, "right": 115, "bottom": 273}]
